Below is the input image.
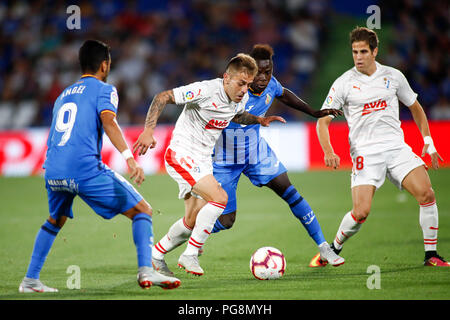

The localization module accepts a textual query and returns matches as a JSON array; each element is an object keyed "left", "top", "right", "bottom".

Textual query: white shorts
[
  {"left": 164, "top": 147, "right": 213, "bottom": 199},
  {"left": 350, "top": 144, "right": 426, "bottom": 190}
]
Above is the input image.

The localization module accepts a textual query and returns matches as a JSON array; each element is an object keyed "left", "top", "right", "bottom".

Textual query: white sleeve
[
  {"left": 395, "top": 70, "right": 417, "bottom": 107},
  {"left": 172, "top": 80, "right": 209, "bottom": 106},
  {"left": 321, "top": 77, "right": 345, "bottom": 118}
]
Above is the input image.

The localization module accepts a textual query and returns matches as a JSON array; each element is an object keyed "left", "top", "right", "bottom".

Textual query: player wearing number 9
[{"left": 19, "top": 40, "right": 181, "bottom": 294}]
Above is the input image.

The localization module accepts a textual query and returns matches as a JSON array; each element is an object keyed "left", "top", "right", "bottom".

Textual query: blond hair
[{"left": 225, "top": 53, "right": 258, "bottom": 77}]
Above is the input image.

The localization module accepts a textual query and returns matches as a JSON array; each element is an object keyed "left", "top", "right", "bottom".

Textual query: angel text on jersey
[
  {"left": 205, "top": 119, "right": 229, "bottom": 130},
  {"left": 361, "top": 98, "right": 387, "bottom": 116},
  {"left": 60, "top": 85, "right": 86, "bottom": 99}
]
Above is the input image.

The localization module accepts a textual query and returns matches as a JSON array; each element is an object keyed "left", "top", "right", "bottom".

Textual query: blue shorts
[
  {"left": 213, "top": 139, "right": 286, "bottom": 215},
  {"left": 45, "top": 168, "right": 143, "bottom": 220}
]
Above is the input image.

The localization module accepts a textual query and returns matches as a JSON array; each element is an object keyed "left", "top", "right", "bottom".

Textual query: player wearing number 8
[
  {"left": 309, "top": 27, "right": 449, "bottom": 267},
  {"left": 19, "top": 40, "right": 181, "bottom": 293}
]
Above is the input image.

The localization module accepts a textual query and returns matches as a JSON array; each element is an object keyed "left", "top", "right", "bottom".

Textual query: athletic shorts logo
[{"left": 326, "top": 96, "right": 333, "bottom": 104}]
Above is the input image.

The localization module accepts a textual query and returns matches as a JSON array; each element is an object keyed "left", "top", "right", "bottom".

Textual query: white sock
[
  {"left": 420, "top": 201, "right": 438, "bottom": 252},
  {"left": 183, "top": 201, "right": 225, "bottom": 256},
  {"left": 333, "top": 211, "right": 364, "bottom": 250},
  {"left": 153, "top": 217, "right": 192, "bottom": 260}
]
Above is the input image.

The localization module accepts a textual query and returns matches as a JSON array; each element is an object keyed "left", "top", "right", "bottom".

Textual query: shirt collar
[
  {"left": 219, "top": 78, "right": 232, "bottom": 104},
  {"left": 354, "top": 61, "right": 380, "bottom": 78}
]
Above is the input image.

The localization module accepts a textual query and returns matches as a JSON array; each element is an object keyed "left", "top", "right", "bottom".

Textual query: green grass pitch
[{"left": 0, "top": 169, "right": 449, "bottom": 300}]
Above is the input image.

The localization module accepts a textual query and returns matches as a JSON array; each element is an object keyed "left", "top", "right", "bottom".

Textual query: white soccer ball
[{"left": 249, "top": 246, "right": 286, "bottom": 280}]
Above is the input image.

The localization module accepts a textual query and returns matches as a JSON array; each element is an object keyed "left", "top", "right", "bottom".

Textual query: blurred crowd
[
  {"left": 0, "top": 0, "right": 448, "bottom": 130},
  {"left": 0, "top": 0, "right": 330, "bottom": 128},
  {"left": 381, "top": 0, "right": 450, "bottom": 120}
]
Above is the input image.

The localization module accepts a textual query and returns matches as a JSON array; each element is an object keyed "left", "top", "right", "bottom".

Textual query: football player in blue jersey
[
  {"left": 19, "top": 40, "right": 180, "bottom": 293},
  {"left": 211, "top": 44, "right": 345, "bottom": 266}
]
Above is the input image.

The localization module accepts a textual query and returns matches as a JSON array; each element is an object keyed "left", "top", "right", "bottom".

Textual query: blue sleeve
[
  {"left": 272, "top": 77, "right": 284, "bottom": 97},
  {"left": 97, "top": 84, "right": 119, "bottom": 116}
]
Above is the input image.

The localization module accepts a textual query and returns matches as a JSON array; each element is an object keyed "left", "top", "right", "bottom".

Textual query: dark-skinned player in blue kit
[
  {"left": 212, "top": 44, "right": 344, "bottom": 262},
  {"left": 19, "top": 40, "right": 180, "bottom": 293}
]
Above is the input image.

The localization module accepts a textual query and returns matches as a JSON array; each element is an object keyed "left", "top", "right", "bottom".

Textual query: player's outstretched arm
[
  {"left": 133, "top": 89, "right": 175, "bottom": 156},
  {"left": 408, "top": 100, "right": 443, "bottom": 169},
  {"left": 316, "top": 116, "right": 340, "bottom": 169},
  {"left": 231, "top": 111, "right": 286, "bottom": 127},
  {"left": 100, "top": 112, "right": 145, "bottom": 186},
  {"left": 277, "top": 88, "right": 343, "bottom": 118}
]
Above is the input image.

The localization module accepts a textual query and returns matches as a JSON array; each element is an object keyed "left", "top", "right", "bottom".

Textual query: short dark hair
[
  {"left": 78, "top": 40, "right": 110, "bottom": 74},
  {"left": 250, "top": 44, "right": 274, "bottom": 61},
  {"left": 225, "top": 53, "right": 258, "bottom": 77},
  {"left": 350, "top": 27, "right": 379, "bottom": 51}
]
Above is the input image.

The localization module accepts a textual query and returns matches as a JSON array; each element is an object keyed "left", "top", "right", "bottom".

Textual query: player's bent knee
[
  {"left": 123, "top": 200, "right": 153, "bottom": 220},
  {"left": 139, "top": 201, "right": 153, "bottom": 216},
  {"left": 417, "top": 187, "right": 435, "bottom": 205},
  {"left": 219, "top": 211, "right": 236, "bottom": 229},
  {"left": 214, "top": 189, "right": 228, "bottom": 206},
  {"left": 48, "top": 216, "right": 67, "bottom": 228},
  {"left": 352, "top": 208, "right": 370, "bottom": 222}
]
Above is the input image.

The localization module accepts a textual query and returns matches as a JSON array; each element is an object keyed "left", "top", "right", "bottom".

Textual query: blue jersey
[
  {"left": 44, "top": 76, "right": 119, "bottom": 179},
  {"left": 213, "top": 76, "right": 284, "bottom": 165}
]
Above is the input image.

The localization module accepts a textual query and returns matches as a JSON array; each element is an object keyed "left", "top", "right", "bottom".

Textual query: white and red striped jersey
[
  {"left": 171, "top": 78, "right": 247, "bottom": 159},
  {"left": 321, "top": 62, "right": 418, "bottom": 156}
]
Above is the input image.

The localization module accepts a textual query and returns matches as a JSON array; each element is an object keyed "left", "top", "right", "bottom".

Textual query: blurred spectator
[
  {"left": 381, "top": 0, "right": 449, "bottom": 118},
  {"left": 430, "top": 97, "right": 450, "bottom": 120}
]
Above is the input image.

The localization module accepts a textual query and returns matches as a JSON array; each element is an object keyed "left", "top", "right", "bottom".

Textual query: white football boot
[
  {"left": 319, "top": 242, "right": 345, "bottom": 267},
  {"left": 19, "top": 277, "right": 58, "bottom": 293},
  {"left": 178, "top": 254, "right": 204, "bottom": 276},
  {"left": 152, "top": 257, "right": 174, "bottom": 277},
  {"left": 137, "top": 266, "right": 181, "bottom": 290}
]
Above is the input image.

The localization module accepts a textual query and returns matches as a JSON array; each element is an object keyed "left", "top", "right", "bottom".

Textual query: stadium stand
[{"left": 0, "top": 0, "right": 447, "bottom": 129}]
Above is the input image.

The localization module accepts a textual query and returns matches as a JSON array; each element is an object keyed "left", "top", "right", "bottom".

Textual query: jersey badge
[
  {"left": 110, "top": 90, "right": 119, "bottom": 108},
  {"left": 185, "top": 91, "right": 195, "bottom": 100}
]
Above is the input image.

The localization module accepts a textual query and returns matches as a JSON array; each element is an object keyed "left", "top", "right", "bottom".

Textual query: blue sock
[
  {"left": 26, "top": 221, "right": 61, "bottom": 279},
  {"left": 212, "top": 219, "right": 227, "bottom": 233},
  {"left": 282, "top": 185, "right": 326, "bottom": 246},
  {"left": 132, "top": 213, "right": 153, "bottom": 268}
]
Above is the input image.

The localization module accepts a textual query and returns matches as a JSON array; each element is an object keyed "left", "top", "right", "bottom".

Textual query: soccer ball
[{"left": 249, "top": 246, "right": 286, "bottom": 280}]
